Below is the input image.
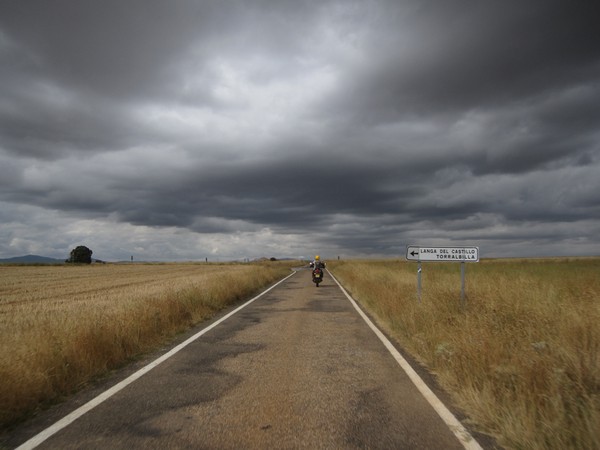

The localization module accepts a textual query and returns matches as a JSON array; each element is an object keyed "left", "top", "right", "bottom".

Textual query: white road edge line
[
  {"left": 328, "top": 270, "right": 483, "bottom": 450},
  {"left": 16, "top": 271, "right": 297, "bottom": 450}
]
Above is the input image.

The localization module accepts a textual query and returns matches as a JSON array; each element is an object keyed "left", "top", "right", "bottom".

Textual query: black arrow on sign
[{"left": 410, "top": 251, "right": 418, "bottom": 256}]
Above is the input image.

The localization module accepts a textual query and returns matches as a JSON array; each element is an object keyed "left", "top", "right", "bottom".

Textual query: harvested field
[{"left": 0, "top": 262, "right": 294, "bottom": 428}]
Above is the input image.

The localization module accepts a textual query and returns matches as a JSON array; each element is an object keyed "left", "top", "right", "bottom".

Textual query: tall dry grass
[
  {"left": 329, "top": 258, "right": 600, "bottom": 450},
  {"left": 0, "top": 262, "right": 294, "bottom": 429}
]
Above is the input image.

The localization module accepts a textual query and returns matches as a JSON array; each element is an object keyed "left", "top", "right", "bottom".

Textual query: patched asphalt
[{"left": 8, "top": 270, "right": 473, "bottom": 449}]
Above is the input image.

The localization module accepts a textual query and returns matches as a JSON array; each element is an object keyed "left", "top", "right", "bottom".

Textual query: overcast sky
[{"left": 1, "top": 1, "right": 599, "bottom": 261}]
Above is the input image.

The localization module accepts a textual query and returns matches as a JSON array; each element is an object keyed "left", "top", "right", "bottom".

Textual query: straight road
[{"left": 14, "top": 269, "right": 480, "bottom": 449}]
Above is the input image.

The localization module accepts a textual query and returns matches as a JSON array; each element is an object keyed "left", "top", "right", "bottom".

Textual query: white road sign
[{"left": 406, "top": 246, "right": 479, "bottom": 262}]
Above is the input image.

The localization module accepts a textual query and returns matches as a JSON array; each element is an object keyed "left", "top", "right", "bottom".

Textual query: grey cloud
[
  {"left": 327, "top": 1, "right": 600, "bottom": 119},
  {"left": 0, "top": 0, "right": 324, "bottom": 100},
  {"left": 0, "top": 1, "right": 599, "bottom": 260},
  {"left": 0, "top": 1, "right": 210, "bottom": 99}
]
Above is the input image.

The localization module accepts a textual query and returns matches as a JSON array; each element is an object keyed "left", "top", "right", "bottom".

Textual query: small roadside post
[{"left": 406, "top": 245, "right": 480, "bottom": 309}]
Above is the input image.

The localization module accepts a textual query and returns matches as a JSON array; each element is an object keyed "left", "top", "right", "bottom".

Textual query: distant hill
[{"left": 0, "top": 254, "right": 65, "bottom": 264}]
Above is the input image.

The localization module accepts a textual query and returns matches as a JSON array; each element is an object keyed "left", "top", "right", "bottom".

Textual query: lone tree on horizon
[{"left": 66, "top": 245, "right": 93, "bottom": 264}]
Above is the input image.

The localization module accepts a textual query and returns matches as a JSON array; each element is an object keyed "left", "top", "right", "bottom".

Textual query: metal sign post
[
  {"left": 406, "top": 245, "right": 479, "bottom": 308},
  {"left": 417, "top": 262, "right": 422, "bottom": 303},
  {"left": 461, "top": 261, "right": 466, "bottom": 309}
]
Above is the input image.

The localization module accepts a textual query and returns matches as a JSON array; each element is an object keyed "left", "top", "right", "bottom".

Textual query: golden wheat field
[
  {"left": 328, "top": 258, "right": 600, "bottom": 450},
  {"left": 0, "top": 261, "right": 294, "bottom": 429}
]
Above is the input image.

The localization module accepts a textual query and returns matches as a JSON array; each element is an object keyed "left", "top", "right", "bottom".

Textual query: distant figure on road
[{"left": 309, "top": 255, "right": 326, "bottom": 270}]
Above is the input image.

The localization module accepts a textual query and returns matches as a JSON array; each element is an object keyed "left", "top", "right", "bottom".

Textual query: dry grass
[
  {"left": 329, "top": 258, "right": 600, "bottom": 450},
  {"left": 0, "top": 261, "right": 294, "bottom": 429}
]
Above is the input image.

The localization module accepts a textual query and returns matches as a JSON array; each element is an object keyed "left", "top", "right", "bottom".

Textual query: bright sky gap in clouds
[{"left": 1, "top": 1, "right": 599, "bottom": 261}]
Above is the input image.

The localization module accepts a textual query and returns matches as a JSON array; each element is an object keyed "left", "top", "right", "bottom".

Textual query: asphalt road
[{"left": 11, "top": 269, "right": 482, "bottom": 449}]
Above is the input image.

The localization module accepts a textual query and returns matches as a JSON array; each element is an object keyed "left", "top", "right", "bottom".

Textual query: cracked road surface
[{"left": 15, "top": 270, "right": 474, "bottom": 449}]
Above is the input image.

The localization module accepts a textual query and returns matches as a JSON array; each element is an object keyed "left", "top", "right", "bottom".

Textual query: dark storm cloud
[
  {"left": 0, "top": 0, "right": 320, "bottom": 99},
  {"left": 107, "top": 157, "right": 404, "bottom": 232},
  {"left": 0, "top": 1, "right": 211, "bottom": 98},
  {"left": 328, "top": 1, "right": 600, "bottom": 116},
  {"left": 0, "top": 0, "right": 599, "bottom": 259}
]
